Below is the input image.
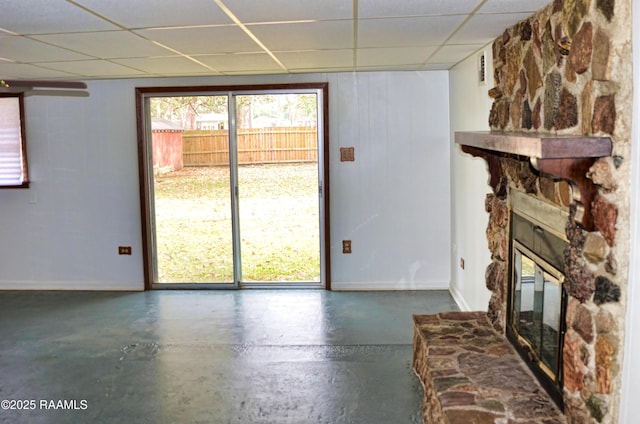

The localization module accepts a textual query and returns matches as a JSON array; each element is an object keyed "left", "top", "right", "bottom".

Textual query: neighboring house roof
[{"left": 151, "top": 117, "right": 184, "bottom": 132}]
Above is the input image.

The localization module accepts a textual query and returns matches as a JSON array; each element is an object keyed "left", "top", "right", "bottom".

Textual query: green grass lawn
[{"left": 153, "top": 163, "right": 321, "bottom": 283}]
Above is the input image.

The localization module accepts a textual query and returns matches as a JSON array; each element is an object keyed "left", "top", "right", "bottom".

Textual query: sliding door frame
[{"left": 135, "top": 83, "right": 330, "bottom": 290}]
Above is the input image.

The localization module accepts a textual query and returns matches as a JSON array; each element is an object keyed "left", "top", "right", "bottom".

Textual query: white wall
[
  {"left": 328, "top": 72, "right": 451, "bottom": 290},
  {"left": 0, "top": 71, "right": 451, "bottom": 291},
  {"left": 448, "top": 47, "right": 494, "bottom": 311},
  {"left": 620, "top": 1, "right": 640, "bottom": 420}
]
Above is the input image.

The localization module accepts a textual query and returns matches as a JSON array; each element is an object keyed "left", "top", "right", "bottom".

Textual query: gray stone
[
  {"left": 586, "top": 394, "right": 608, "bottom": 422},
  {"left": 521, "top": 19, "right": 533, "bottom": 41},
  {"left": 544, "top": 72, "right": 562, "bottom": 130},
  {"left": 521, "top": 100, "right": 533, "bottom": 130},
  {"left": 594, "top": 276, "right": 621, "bottom": 305},
  {"left": 597, "top": 0, "right": 615, "bottom": 21},
  {"left": 605, "top": 251, "right": 618, "bottom": 275}
]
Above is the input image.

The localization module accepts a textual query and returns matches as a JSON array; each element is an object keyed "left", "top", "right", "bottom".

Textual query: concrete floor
[{"left": 0, "top": 290, "right": 458, "bottom": 424}]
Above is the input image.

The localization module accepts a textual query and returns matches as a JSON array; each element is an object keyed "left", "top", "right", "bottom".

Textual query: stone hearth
[{"left": 412, "top": 312, "right": 565, "bottom": 423}]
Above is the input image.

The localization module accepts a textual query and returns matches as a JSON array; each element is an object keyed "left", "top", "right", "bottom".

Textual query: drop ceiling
[{"left": 0, "top": 0, "right": 551, "bottom": 80}]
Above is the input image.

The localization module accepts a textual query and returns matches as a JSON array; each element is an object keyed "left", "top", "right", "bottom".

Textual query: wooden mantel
[{"left": 454, "top": 131, "right": 613, "bottom": 231}]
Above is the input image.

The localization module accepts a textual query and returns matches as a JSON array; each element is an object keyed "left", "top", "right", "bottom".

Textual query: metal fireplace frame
[{"left": 506, "top": 190, "right": 569, "bottom": 410}]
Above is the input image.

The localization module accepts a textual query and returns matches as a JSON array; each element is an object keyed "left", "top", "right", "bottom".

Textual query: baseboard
[
  {"left": 449, "top": 285, "right": 471, "bottom": 311},
  {"left": 0, "top": 280, "right": 144, "bottom": 291},
  {"left": 331, "top": 280, "right": 449, "bottom": 291}
]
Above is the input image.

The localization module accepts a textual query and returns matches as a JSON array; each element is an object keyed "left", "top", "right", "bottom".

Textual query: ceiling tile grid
[{"left": 0, "top": 0, "right": 547, "bottom": 80}]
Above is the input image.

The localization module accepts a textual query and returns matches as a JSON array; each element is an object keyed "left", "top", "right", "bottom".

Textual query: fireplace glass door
[{"left": 512, "top": 241, "right": 564, "bottom": 381}]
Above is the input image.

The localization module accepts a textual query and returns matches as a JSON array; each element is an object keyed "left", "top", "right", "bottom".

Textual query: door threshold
[{"left": 152, "top": 282, "right": 324, "bottom": 290}]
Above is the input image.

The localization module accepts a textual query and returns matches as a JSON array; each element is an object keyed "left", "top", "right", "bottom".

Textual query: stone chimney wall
[{"left": 483, "top": 0, "right": 631, "bottom": 422}]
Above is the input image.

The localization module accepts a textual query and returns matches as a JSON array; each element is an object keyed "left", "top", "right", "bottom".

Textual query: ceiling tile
[
  {"left": 112, "top": 56, "right": 217, "bottom": 75},
  {"left": 357, "top": 46, "right": 437, "bottom": 67},
  {"left": 355, "top": 64, "right": 423, "bottom": 72},
  {"left": 0, "top": 36, "right": 92, "bottom": 62},
  {"left": 479, "top": 0, "right": 552, "bottom": 14},
  {"left": 359, "top": 0, "right": 479, "bottom": 18},
  {"left": 0, "top": 0, "right": 117, "bottom": 34},
  {"left": 275, "top": 50, "right": 354, "bottom": 70},
  {"left": 40, "top": 60, "right": 147, "bottom": 77},
  {"left": 72, "top": 0, "right": 232, "bottom": 29},
  {"left": 0, "top": 0, "right": 558, "bottom": 79},
  {"left": 32, "top": 31, "right": 175, "bottom": 59},
  {"left": 448, "top": 12, "right": 533, "bottom": 44},
  {"left": 220, "top": 0, "right": 352, "bottom": 22},
  {"left": 248, "top": 21, "right": 353, "bottom": 51},
  {"left": 0, "top": 63, "right": 82, "bottom": 79},
  {"left": 195, "top": 53, "right": 284, "bottom": 73},
  {"left": 422, "top": 63, "right": 453, "bottom": 70},
  {"left": 427, "top": 44, "right": 486, "bottom": 64},
  {"left": 136, "top": 26, "right": 260, "bottom": 55},
  {"left": 358, "top": 15, "right": 467, "bottom": 48}
]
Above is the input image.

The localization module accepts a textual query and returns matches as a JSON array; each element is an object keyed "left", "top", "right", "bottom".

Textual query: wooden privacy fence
[{"left": 182, "top": 127, "right": 318, "bottom": 166}]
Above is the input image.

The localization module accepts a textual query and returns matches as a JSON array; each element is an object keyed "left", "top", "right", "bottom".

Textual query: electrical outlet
[
  {"left": 118, "top": 246, "right": 132, "bottom": 255},
  {"left": 342, "top": 240, "right": 352, "bottom": 254},
  {"left": 460, "top": 257, "right": 465, "bottom": 270}
]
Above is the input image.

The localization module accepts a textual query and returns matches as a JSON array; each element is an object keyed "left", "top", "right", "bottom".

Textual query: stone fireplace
[{"left": 450, "top": 0, "right": 632, "bottom": 423}]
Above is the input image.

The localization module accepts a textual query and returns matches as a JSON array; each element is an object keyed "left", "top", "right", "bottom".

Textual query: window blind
[{"left": 0, "top": 96, "right": 26, "bottom": 187}]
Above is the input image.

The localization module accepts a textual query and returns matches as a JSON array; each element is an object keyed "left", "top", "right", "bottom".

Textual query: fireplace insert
[{"left": 507, "top": 191, "right": 569, "bottom": 410}]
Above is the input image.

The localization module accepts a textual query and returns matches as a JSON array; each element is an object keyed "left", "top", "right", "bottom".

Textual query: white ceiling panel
[
  {"left": 136, "top": 26, "right": 260, "bottom": 55},
  {"left": 428, "top": 44, "right": 486, "bottom": 64},
  {"left": 0, "top": 36, "right": 92, "bottom": 62},
  {"left": 195, "top": 53, "right": 284, "bottom": 73},
  {"left": 0, "top": 0, "right": 546, "bottom": 79},
  {"left": 248, "top": 21, "right": 353, "bottom": 51},
  {"left": 0, "top": 0, "right": 117, "bottom": 34},
  {"left": 275, "top": 50, "right": 354, "bottom": 70},
  {"left": 32, "top": 31, "right": 174, "bottom": 59},
  {"left": 40, "top": 60, "right": 147, "bottom": 78},
  {"left": 72, "top": 0, "right": 232, "bottom": 29},
  {"left": 358, "top": 15, "right": 467, "bottom": 48},
  {"left": 448, "top": 12, "right": 533, "bottom": 44},
  {"left": 221, "top": 0, "right": 352, "bottom": 22},
  {"left": 112, "top": 56, "right": 218, "bottom": 75},
  {"left": 0, "top": 63, "right": 82, "bottom": 79},
  {"left": 357, "top": 46, "right": 437, "bottom": 67},
  {"left": 479, "top": 0, "right": 552, "bottom": 14},
  {"left": 359, "top": 0, "right": 481, "bottom": 18}
]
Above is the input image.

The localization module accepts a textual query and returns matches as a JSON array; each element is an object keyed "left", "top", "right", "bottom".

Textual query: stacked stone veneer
[{"left": 481, "top": 0, "right": 631, "bottom": 423}]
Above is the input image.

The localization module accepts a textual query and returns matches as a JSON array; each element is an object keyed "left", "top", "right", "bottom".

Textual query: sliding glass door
[{"left": 141, "top": 86, "right": 326, "bottom": 288}]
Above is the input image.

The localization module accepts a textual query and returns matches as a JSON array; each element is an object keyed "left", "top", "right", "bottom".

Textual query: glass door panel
[
  {"left": 152, "top": 95, "right": 234, "bottom": 284},
  {"left": 234, "top": 93, "right": 321, "bottom": 283}
]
